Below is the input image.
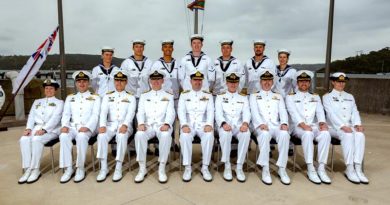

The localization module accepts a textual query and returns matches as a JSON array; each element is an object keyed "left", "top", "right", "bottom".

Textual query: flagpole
[
  {"left": 324, "top": 0, "right": 335, "bottom": 91},
  {"left": 194, "top": 9, "right": 198, "bottom": 34},
  {"left": 0, "top": 59, "right": 41, "bottom": 123},
  {"left": 57, "top": 0, "right": 67, "bottom": 100}
]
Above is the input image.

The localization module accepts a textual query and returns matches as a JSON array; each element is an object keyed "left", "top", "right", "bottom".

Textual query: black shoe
[
  {"left": 154, "top": 148, "right": 160, "bottom": 156},
  {"left": 288, "top": 149, "right": 294, "bottom": 156},
  {"left": 270, "top": 144, "right": 276, "bottom": 151},
  {"left": 269, "top": 151, "right": 273, "bottom": 158},
  {"left": 230, "top": 150, "right": 238, "bottom": 158}
]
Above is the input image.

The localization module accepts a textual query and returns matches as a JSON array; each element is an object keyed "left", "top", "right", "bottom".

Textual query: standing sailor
[
  {"left": 91, "top": 46, "right": 120, "bottom": 97},
  {"left": 179, "top": 34, "right": 215, "bottom": 92},
  {"left": 212, "top": 40, "right": 245, "bottom": 96},
  {"left": 244, "top": 40, "right": 276, "bottom": 94}
]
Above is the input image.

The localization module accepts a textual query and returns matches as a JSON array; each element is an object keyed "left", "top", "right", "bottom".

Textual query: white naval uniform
[
  {"left": 151, "top": 58, "right": 180, "bottom": 100},
  {"left": 323, "top": 89, "right": 365, "bottom": 165},
  {"left": 20, "top": 97, "right": 63, "bottom": 169},
  {"left": 135, "top": 89, "right": 175, "bottom": 164},
  {"left": 120, "top": 56, "right": 153, "bottom": 98},
  {"left": 215, "top": 91, "right": 251, "bottom": 165},
  {"left": 178, "top": 90, "right": 214, "bottom": 166},
  {"left": 91, "top": 64, "right": 121, "bottom": 97},
  {"left": 249, "top": 90, "right": 290, "bottom": 168},
  {"left": 212, "top": 57, "right": 246, "bottom": 95},
  {"left": 244, "top": 56, "right": 276, "bottom": 94},
  {"left": 97, "top": 90, "right": 136, "bottom": 163},
  {"left": 286, "top": 91, "right": 331, "bottom": 165},
  {"left": 179, "top": 52, "right": 215, "bottom": 91},
  {"left": 273, "top": 65, "right": 297, "bottom": 98},
  {"left": 59, "top": 91, "right": 101, "bottom": 169}
]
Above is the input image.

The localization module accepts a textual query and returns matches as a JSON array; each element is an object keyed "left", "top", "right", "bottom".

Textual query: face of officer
[
  {"left": 278, "top": 53, "right": 289, "bottom": 66},
  {"left": 162, "top": 44, "right": 174, "bottom": 57},
  {"left": 76, "top": 79, "right": 89, "bottom": 93},
  {"left": 260, "top": 79, "right": 273, "bottom": 91},
  {"left": 331, "top": 80, "right": 346, "bottom": 92},
  {"left": 44, "top": 86, "right": 56, "bottom": 98},
  {"left": 150, "top": 78, "right": 164, "bottom": 91},
  {"left": 133, "top": 44, "right": 144, "bottom": 57},
  {"left": 191, "top": 39, "right": 203, "bottom": 53},
  {"left": 254, "top": 44, "right": 265, "bottom": 57},
  {"left": 226, "top": 81, "right": 238, "bottom": 93},
  {"left": 221, "top": 45, "right": 232, "bottom": 58},
  {"left": 114, "top": 79, "right": 127, "bottom": 92},
  {"left": 101, "top": 51, "right": 113, "bottom": 65},
  {"left": 297, "top": 80, "right": 311, "bottom": 92},
  {"left": 191, "top": 79, "right": 203, "bottom": 91}
]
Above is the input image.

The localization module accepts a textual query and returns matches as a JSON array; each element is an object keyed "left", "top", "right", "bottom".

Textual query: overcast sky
[{"left": 1, "top": 0, "right": 389, "bottom": 65}]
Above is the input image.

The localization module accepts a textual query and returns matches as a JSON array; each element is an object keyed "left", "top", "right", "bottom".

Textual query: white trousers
[
  {"left": 255, "top": 127, "right": 290, "bottom": 168},
  {"left": 329, "top": 128, "right": 365, "bottom": 165},
  {"left": 20, "top": 129, "right": 57, "bottom": 169},
  {"left": 59, "top": 127, "right": 93, "bottom": 168},
  {"left": 293, "top": 126, "right": 331, "bottom": 164},
  {"left": 96, "top": 128, "right": 131, "bottom": 163},
  {"left": 180, "top": 127, "right": 214, "bottom": 166},
  {"left": 135, "top": 124, "right": 172, "bottom": 164},
  {"left": 218, "top": 127, "right": 250, "bottom": 165}
]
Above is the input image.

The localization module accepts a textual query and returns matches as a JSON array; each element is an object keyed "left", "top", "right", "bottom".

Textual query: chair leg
[
  {"left": 293, "top": 145, "right": 297, "bottom": 172},
  {"left": 331, "top": 144, "right": 335, "bottom": 172},
  {"left": 179, "top": 144, "right": 182, "bottom": 172},
  {"left": 50, "top": 147, "right": 55, "bottom": 174},
  {"left": 90, "top": 145, "right": 96, "bottom": 172},
  {"left": 127, "top": 148, "right": 131, "bottom": 172},
  {"left": 255, "top": 145, "right": 259, "bottom": 172}
]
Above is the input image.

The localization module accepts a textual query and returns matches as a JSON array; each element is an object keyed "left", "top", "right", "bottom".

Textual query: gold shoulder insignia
[
  {"left": 126, "top": 91, "right": 133, "bottom": 95},
  {"left": 252, "top": 91, "right": 260, "bottom": 94},
  {"left": 202, "top": 90, "right": 211, "bottom": 94},
  {"left": 143, "top": 90, "right": 151, "bottom": 94},
  {"left": 288, "top": 92, "right": 296, "bottom": 96},
  {"left": 272, "top": 90, "right": 280, "bottom": 94},
  {"left": 181, "top": 90, "right": 190, "bottom": 94},
  {"left": 239, "top": 92, "right": 247, "bottom": 96},
  {"left": 166, "top": 91, "right": 173, "bottom": 95},
  {"left": 67, "top": 93, "right": 75, "bottom": 96},
  {"left": 92, "top": 93, "right": 99, "bottom": 96},
  {"left": 218, "top": 92, "right": 226, "bottom": 95}
]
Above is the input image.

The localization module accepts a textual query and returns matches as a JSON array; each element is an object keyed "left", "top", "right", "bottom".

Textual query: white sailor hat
[
  {"left": 259, "top": 68, "right": 275, "bottom": 80},
  {"left": 132, "top": 39, "right": 146, "bottom": 45},
  {"left": 219, "top": 40, "right": 233, "bottom": 46},
  {"left": 161, "top": 40, "right": 174, "bottom": 45},
  {"left": 112, "top": 70, "right": 129, "bottom": 81},
  {"left": 190, "top": 34, "right": 204, "bottom": 41},
  {"left": 225, "top": 72, "right": 241, "bottom": 83},
  {"left": 330, "top": 72, "right": 349, "bottom": 82},
  {"left": 277, "top": 48, "right": 291, "bottom": 55},
  {"left": 72, "top": 70, "right": 92, "bottom": 81},
  {"left": 295, "top": 70, "right": 314, "bottom": 81},
  {"left": 148, "top": 69, "right": 165, "bottom": 80},
  {"left": 42, "top": 79, "right": 60, "bottom": 88},
  {"left": 101, "top": 46, "right": 114, "bottom": 53},
  {"left": 253, "top": 39, "right": 266, "bottom": 45}
]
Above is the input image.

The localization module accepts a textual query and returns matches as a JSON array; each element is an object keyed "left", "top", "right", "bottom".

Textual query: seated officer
[
  {"left": 96, "top": 70, "right": 136, "bottom": 182},
  {"left": 215, "top": 72, "right": 251, "bottom": 182},
  {"left": 134, "top": 70, "right": 175, "bottom": 183},
  {"left": 323, "top": 72, "right": 369, "bottom": 184},
  {"left": 178, "top": 71, "right": 215, "bottom": 182},
  {"left": 286, "top": 70, "right": 331, "bottom": 184},
  {"left": 249, "top": 69, "right": 290, "bottom": 185},
  {"left": 59, "top": 71, "right": 101, "bottom": 183}
]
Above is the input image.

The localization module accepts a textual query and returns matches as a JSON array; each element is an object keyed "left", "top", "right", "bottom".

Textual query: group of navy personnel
[{"left": 18, "top": 34, "right": 369, "bottom": 186}]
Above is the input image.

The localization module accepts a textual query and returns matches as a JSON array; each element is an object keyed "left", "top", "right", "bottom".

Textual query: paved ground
[{"left": 0, "top": 113, "right": 389, "bottom": 205}]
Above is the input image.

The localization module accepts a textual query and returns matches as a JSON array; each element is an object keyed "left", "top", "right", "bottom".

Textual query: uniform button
[
  {"left": 305, "top": 109, "right": 307, "bottom": 111},
  {"left": 343, "top": 107, "right": 346, "bottom": 110}
]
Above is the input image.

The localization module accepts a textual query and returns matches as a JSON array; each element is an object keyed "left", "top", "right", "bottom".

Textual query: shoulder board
[
  {"left": 252, "top": 91, "right": 260, "bottom": 94},
  {"left": 181, "top": 90, "right": 190, "bottom": 94},
  {"left": 126, "top": 91, "right": 133, "bottom": 95},
  {"left": 202, "top": 90, "right": 211, "bottom": 94},
  {"left": 166, "top": 91, "right": 173, "bottom": 95},
  {"left": 218, "top": 92, "right": 226, "bottom": 95},
  {"left": 143, "top": 90, "right": 151, "bottom": 94},
  {"left": 288, "top": 92, "right": 296, "bottom": 96},
  {"left": 106, "top": 91, "right": 115, "bottom": 95},
  {"left": 271, "top": 90, "right": 279, "bottom": 94},
  {"left": 239, "top": 93, "right": 247, "bottom": 96},
  {"left": 92, "top": 93, "right": 99, "bottom": 96},
  {"left": 67, "top": 93, "right": 75, "bottom": 96}
]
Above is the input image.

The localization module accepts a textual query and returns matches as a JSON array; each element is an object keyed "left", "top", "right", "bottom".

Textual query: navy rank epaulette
[
  {"left": 239, "top": 92, "right": 247, "bottom": 96},
  {"left": 271, "top": 90, "right": 280, "bottom": 94},
  {"left": 106, "top": 91, "right": 115, "bottom": 95},
  {"left": 252, "top": 91, "right": 260, "bottom": 94},
  {"left": 126, "top": 91, "right": 133, "bottom": 95},
  {"left": 218, "top": 92, "right": 226, "bottom": 95},
  {"left": 92, "top": 93, "right": 99, "bottom": 96},
  {"left": 67, "top": 93, "right": 75, "bottom": 96},
  {"left": 143, "top": 90, "right": 151, "bottom": 94},
  {"left": 288, "top": 92, "right": 296, "bottom": 96},
  {"left": 166, "top": 91, "right": 173, "bottom": 95},
  {"left": 202, "top": 90, "right": 211, "bottom": 94},
  {"left": 181, "top": 90, "right": 190, "bottom": 94}
]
